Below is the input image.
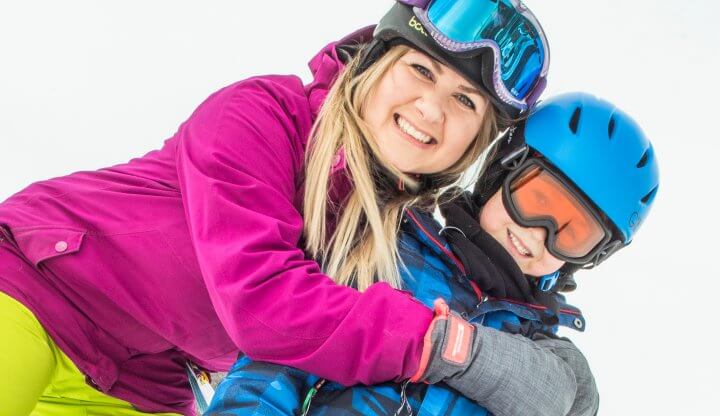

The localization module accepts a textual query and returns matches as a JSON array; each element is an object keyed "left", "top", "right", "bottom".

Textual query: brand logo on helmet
[
  {"left": 628, "top": 212, "right": 640, "bottom": 229},
  {"left": 408, "top": 16, "right": 428, "bottom": 37}
]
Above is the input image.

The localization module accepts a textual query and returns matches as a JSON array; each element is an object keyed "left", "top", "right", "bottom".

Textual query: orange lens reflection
[{"left": 509, "top": 166, "right": 605, "bottom": 258}]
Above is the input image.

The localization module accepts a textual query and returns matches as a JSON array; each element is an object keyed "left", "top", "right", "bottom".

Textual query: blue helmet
[
  {"left": 523, "top": 92, "right": 659, "bottom": 245},
  {"left": 473, "top": 92, "right": 660, "bottom": 276}
]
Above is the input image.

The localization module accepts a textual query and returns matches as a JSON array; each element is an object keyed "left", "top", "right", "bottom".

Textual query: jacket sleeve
[{"left": 175, "top": 78, "right": 433, "bottom": 386}]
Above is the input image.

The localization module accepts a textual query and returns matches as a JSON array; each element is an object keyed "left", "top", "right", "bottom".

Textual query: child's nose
[{"left": 529, "top": 226, "right": 547, "bottom": 244}]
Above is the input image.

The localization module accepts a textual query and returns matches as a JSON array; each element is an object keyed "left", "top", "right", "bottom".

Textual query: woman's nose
[{"left": 415, "top": 94, "right": 445, "bottom": 124}]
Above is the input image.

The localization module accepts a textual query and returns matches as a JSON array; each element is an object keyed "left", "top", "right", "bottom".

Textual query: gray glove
[
  {"left": 411, "top": 300, "right": 582, "bottom": 416},
  {"left": 532, "top": 333, "right": 600, "bottom": 416}
]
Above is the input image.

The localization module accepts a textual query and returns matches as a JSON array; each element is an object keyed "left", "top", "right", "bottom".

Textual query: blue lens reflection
[{"left": 427, "top": 0, "right": 545, "bottom": 98}]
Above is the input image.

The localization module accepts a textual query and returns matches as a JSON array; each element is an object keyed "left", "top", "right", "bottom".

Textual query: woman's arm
[
  {"left": 415, "top": 304, "right": 598, "bottom": 416},
  {"left": 174, "top": 77, "right": 432, "bottom": 386}
]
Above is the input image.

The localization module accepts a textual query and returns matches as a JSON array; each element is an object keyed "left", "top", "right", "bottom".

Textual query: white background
[{"left": 1, "top": 1, "right": 718, "bottom": 413}]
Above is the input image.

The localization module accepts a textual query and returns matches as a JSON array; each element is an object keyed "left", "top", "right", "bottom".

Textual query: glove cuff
[{"left": 410, "top": 299, "right": 474, "bottom": 382}]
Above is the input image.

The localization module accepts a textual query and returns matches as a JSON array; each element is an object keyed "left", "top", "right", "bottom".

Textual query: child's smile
[
  {"left": 479, "top": 190, "right": 565, "bottom": 276},
  {"left": 507, "top": 228, "right": 533, "bottom": 258}
]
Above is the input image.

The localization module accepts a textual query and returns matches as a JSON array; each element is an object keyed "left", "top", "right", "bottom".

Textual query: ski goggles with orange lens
[{"left": 502, "top": 158, "right": 620, "bottom": 264}]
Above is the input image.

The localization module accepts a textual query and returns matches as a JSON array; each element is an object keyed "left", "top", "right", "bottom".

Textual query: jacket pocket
[{"left": 10, "top": 226, "right": 86, "bottom": 266}]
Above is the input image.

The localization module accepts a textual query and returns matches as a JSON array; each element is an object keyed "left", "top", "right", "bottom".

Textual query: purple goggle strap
[{"left": 397, "top": 0, "right": 431, "bottom": 7}]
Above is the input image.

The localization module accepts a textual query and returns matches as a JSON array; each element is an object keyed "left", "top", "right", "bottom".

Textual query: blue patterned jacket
[{"left": 206, "top": 209, "right": 586, "bottom": 416}]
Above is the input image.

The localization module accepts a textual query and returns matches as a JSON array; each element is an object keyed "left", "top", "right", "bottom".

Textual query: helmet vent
[
  {"left": 636, "top": 147, "right": 652, "bottom": 168},
  {"left": 641, "top": 186, "right": 658, "bottom": 205},
  {"left": 569, "top": 107, "right": 582, "bottom": 134},
  {"left": 608, "top": 116, "right": 616, "bottom": 139}
]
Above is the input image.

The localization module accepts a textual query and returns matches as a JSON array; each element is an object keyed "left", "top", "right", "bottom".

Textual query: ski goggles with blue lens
[{"left": 399, "top": 0, "right": 549, "bottom": 112}]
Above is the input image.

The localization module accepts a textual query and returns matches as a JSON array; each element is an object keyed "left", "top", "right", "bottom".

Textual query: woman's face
[
  {"left": 479, "top": 190, "right": 565, "bottom": 276},
  {"left": 364, "top": 49, "right": 489, "bottom": 174}
]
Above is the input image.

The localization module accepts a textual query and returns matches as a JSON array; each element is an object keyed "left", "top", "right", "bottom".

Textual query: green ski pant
[{"left": 0, "top": 291, "right": 180, "bottom": 416}]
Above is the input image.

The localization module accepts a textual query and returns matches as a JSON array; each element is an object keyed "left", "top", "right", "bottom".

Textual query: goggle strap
[
  {"left": 525, "top": 77, "right": 546, "bottom": 109},
  {"left": 588, "top": 240, "right": 624, "bottom": 268},
  {"left": 500, "top": 144, "right": 529, "bottom": 171},
  {"left": 398, "top": 0, "right": 431, "bottom": 8}
]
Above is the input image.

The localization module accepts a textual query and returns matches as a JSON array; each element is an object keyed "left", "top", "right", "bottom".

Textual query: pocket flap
[{"left": 12, "top": 227, "right": 86, "bottom": 266}]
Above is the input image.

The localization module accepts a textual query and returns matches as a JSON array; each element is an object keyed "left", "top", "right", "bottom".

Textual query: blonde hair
[{"left": 303, "top": 44, "right": 502, "bottom": 291}]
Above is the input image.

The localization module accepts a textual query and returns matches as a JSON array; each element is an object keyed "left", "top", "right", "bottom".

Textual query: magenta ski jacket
[{"left": 0, "top": 27, "right": 432, "bottom": 415}]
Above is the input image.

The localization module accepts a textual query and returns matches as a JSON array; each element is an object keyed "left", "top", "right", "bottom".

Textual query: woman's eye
[
  {"left": 455, "top": 94, "right": 476, "bottom": 110},
  {"left": 412, "top": 64, "right": 434, "bottom": 81}
]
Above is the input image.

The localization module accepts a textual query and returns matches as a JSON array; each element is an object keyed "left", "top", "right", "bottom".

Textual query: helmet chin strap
[{"left": 537, "top": 271, "right": 561, "bottom": 292}]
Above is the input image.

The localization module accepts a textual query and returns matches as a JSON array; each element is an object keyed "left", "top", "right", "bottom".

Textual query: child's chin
[{"left": 517, "top": 263, "right": 532, "bottom": 275}]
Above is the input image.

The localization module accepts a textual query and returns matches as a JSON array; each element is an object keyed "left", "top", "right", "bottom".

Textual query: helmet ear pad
[{"left": 355, "top": 38, "right": 389, "bottom": 76}]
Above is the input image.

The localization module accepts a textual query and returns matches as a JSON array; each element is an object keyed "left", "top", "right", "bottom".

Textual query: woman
[{"left": 0, "top": 1, "right": 564, "bottom": 415}]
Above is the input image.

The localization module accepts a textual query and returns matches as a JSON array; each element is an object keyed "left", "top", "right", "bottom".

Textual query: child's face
[
  {"left": 364, "top": 49, "right": 489, "bottom": 175},
  {"left": 479, "top": 189, "right": 565, "bottom": 276}
]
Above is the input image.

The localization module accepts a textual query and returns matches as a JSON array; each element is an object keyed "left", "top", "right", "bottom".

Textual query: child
[{"left": 205, "top": 92, "right": 659, "bottom": 416}]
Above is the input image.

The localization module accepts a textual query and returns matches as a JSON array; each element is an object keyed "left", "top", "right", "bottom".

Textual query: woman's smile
[{"left": 394, "top": 113, "right": 437, "bottom": 148}]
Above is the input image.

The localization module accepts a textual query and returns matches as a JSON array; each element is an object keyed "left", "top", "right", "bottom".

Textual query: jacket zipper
[
  {"left": 394, "top": 379, "right": 413, "bottom": 416},
  {"left": 405, "top": 209, "right": 466, "bottom": 276}
]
